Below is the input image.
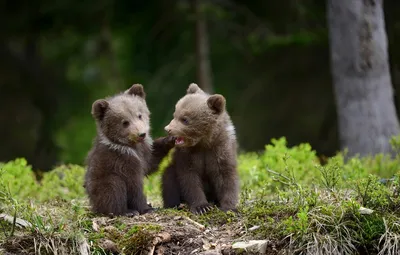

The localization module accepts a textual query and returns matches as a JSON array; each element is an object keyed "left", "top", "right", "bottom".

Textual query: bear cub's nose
[{"left": 139, "top": 133, "right": 146, "bottom": 138}]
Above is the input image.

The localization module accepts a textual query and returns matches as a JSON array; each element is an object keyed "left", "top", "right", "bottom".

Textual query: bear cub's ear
[
  {"left": 125, "top": 84, "right": 146, "bottom": 99},
  {"left": 92, "top": 99, "right": 109, "bottom": 120},
  {"left": 186, "top": 83, "right": 203, "bottom": 94},
  {"left": 207, "top": 94, "right": 226, "bottom": 114}
]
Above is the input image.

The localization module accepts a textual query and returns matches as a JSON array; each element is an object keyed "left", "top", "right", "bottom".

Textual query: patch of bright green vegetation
[{"left": 1, "top": 136, "right": 400, "bottom": 254}]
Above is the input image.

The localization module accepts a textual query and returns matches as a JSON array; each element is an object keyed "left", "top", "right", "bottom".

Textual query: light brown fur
[
  {"left": 84, "top": 84, "right": 174, "bottom": 216},
  {"left": 162, "top": 83, "right": 240, "bottom": 214}
]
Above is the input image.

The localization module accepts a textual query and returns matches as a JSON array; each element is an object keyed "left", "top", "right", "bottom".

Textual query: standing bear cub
[
  {"left": 84, "top": 84, "right": 174, "bottom": 216},
  {"left": 162, "top": 83, "right": 240, "bottom": 214}
]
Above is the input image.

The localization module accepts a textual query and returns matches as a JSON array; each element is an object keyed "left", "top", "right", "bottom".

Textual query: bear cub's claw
[
  {"left": 164, "top": 136, "right": 177, "bottom": 147},
  {"left": 125, "top": 210, "right": 140, "bottom": 217},
  {"left": 191, "top": 204, "right": 214, "bottom": 215}
]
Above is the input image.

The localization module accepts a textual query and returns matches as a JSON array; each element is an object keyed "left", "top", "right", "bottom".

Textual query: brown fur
[
  {"left": 162, "top": 83, "right": 240, "bottom": 214},
  {"left": 84, "top": 84, "right": 174, "bottom": 216}
]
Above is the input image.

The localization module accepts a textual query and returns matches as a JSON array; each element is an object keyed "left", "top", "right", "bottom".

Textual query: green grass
[{"left": 1, "top": 136, "right": 400, "bottom": 254}]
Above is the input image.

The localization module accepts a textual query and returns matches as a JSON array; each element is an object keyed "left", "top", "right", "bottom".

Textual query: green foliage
[
  {"left": 236, "top": 136, "right": 400, "bottom": 254},
  {"left": 0, "top": 158, "right": 39, "bottom": 200},
  {"left": 239, "top": 137, "right": 321, "bottom": 198},
  {"left": 390, "top": 135, "right": 400, "bottom": 154},
  {"left": 317, "top": 160, "right": 342, "bottom": 191},
  {"left": 37, "top": 164, "right": 86, "bottom": 202},
  {"left": 1, "top": 136, "right": 400, "bottom": 254},
  {"left": 352, "top": 174, "right": 391, "bottom": 210}
]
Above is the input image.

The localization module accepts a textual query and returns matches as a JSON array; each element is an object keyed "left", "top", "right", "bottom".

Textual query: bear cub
[
  {"left": 162, "top": 83, "right": 240, "bottom": 214},
  {"left": 84, "top": 84, "right": 174, "bottom": 216}
]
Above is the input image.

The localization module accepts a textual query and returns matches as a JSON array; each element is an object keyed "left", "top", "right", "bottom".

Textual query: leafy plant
[{"left": 1, "top": 136, "right": 400, "bottom": 254}]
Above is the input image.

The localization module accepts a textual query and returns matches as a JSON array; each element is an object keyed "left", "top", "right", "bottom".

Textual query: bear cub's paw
[
  {"left": 125, "top": 210, "right": 140, "bottom": 217},
  {"left": 219, "top": 206, "right": 239, "bottom": 214},
  {"left": 164, "top": 136, "right": 177, "bottom": 148},
  {"left": 190, "top": 203, "right": 215, "bottom": 215}
]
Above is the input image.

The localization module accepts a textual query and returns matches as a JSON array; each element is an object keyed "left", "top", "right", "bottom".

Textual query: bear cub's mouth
[{"left": 175, "top": 137, "right": 185, "bottom": 145}]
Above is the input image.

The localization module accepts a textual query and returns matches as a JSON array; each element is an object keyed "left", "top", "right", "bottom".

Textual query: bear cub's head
[
  {"left": 164, "top": 83, "right": 227, "bottom": 147},
  {"left": 92, "top": 84, "right": 151, "bottom": 147}
]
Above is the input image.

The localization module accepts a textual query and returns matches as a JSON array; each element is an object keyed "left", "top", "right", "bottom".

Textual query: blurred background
[{"left": 1, "top": 0, "right": 400, "bottom": 171}]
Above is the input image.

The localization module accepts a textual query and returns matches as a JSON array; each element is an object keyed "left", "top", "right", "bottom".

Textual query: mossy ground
[{"left": 1, "top": 136, "right": 400, "bottom": 254}]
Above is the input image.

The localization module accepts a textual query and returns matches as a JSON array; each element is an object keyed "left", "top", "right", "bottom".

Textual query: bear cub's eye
[
  {"left": 122, "top": 120, "right": 130, "bottom": 128},
  {"left": 180, "top": 116, "right": 189, "bottom": 125},
  {"left": 138, "top": 114, "right": 142, "bottom": 120}
]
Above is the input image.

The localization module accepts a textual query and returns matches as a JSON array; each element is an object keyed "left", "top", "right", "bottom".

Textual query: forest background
[{"left": 3, "top": 0, "right": 400, "bottom": 171}]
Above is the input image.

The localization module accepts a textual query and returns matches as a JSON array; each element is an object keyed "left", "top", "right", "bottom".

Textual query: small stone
[
  {"left": 173, "top": 216, "right": 182, "bottom": 220},
  {"left": 359, "top": 207, "right": 374, "bottom": 215},
  {"left": 232, "top": 240, "right": 269, "bottom": 254}
]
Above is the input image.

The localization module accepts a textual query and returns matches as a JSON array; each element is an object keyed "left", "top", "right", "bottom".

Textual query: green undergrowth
[{"left": 1, "top": 136, "right": 400, "bottom": 254}]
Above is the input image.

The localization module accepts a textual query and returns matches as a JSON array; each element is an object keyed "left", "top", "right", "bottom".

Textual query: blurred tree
[
  {"left": 327, "top": 0, "right": 400, "bottom": 157},
  {"left": 192, "top": 0, "right": 214, "bottom": 93}
]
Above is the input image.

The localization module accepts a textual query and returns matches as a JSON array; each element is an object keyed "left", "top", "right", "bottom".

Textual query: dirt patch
[
  {"left": 0, "top": 208, "right": 281, "bottom": 254},
  {"left": 91, "top": 211, "right": 242, "bottom": 254}
]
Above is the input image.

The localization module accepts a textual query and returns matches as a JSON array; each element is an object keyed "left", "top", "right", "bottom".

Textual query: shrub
[{"left": 1, "top": 135, "right": 400, "bottom": 254}]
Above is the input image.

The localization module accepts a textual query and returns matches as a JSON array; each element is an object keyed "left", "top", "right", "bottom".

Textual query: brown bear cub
[
  {"left": 84, "top": 84, "right": 174, "bottom": 216},
  {"left": 162, "top": 83, "right": 240, "bottom": 215}
]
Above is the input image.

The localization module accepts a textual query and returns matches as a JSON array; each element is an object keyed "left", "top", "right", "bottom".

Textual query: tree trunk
[
  {"left": 327, "top": 0, "right": 400, "bottom": 158},
  {"left": 192, "top": 0, "right": 214, "bottom": 94}
]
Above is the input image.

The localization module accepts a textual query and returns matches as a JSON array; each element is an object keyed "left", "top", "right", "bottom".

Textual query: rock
[
  {"left": 359, "top": 207, "right": 374, "bottom": 215},
  {"left": 232, "top": 240, "right": 269, "bottom": 254}
]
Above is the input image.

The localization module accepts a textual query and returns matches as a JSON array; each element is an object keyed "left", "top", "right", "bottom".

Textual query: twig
[
  {"left": 184, "top": 216, "right": 205, "bottom": 230},
  {"left": 10, "top": 210, "right": 16, "bottom": 236},
  {"left": 0, "top": 213, "right": 32, "bottom": 228}
]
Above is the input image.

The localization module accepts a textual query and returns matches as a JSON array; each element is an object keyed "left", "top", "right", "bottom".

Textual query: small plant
[
  {"left": 390, "top": 134, "right": 400, "bottom": 155},
  {"left": 378, "top": 218, "right": 400, "bottom": 255},
  {"left": 0, "top": 166, "right": 21, "bottom": 238},
  {"left": 317, "top": 160, "right": 342, "bottom": 191},
  {"left": 353, "top": 174, "right": 391, "bottom": 210}
]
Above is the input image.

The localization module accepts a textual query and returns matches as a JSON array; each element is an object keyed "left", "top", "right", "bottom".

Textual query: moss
[
  {"left": 196, "top": 207, "right": 238, "bottom": 226},
  {"left": 118, "top": 228, "right": 154, "bottom": 255}
]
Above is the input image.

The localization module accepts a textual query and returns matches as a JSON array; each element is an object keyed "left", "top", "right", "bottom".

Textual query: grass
[{"left": 1, "top": 136, "right": 400, "bottom": 254}]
